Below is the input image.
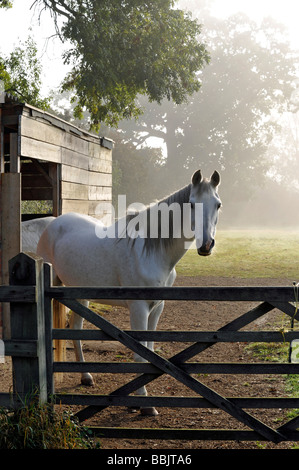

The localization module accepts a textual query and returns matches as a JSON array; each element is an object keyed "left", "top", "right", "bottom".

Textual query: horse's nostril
[
  {"left": 198, "top": 239, "right": 215, "bottom": 256},
  {"left": 205, "top": 240, "right": 212, "bottom": 251},
  {"left": 205, "top": 239, "right": 215, "bottom": 251}
]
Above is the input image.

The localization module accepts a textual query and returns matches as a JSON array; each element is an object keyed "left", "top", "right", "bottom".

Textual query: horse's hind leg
[
  {"left": 70, "top": 300, "right": 94, "bottom": 386},
  {"left": 129, "top": 301, "right": 158, "bottom": 416}
]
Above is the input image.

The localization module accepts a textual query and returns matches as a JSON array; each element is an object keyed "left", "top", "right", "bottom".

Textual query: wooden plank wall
[{"left": 19, "top": 113, "right": 113, "bottom": 222}]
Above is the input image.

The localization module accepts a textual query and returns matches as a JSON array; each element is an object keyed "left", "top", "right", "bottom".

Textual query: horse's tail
[{"left": 53, "top": 295, "right": 67, "bottom": 385}]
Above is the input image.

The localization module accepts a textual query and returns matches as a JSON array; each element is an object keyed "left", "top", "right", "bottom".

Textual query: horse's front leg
[
  {"left": 70, "top": 300, "right": 94, "bottom": 386},
  {"left": 129, "top": 301, "right": 158, "bottom": 416},
  {"left": 147, "top": 301, "right": 164, "bottom": 353}
]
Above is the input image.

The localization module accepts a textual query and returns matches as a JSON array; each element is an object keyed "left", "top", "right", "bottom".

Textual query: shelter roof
[{"left": 0, "top": 93, "right": 113, "bottom": 150}]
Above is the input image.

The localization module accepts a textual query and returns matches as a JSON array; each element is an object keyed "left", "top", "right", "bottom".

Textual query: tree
[
  {"left": 111, "top": 133, "right": 164, "bottom": 206},
  {"left": 0, "top": 36, "right": 50, "bottom": 109},
  {"left": 31, "top": 0, "right": 210, "bottom": 128},
  {"left": 179, "top": 14, "right": 296, "bottom": 198},
  {"left": 116, "top": 9, "right": 298, "bottom": 204},
  {"left": 266, "top": 110, "right": 299, "bottom": 190}
]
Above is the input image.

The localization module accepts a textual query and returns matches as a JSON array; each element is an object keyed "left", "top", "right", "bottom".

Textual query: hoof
[
  {"left": 81, "top": 375, "right": 94, "bottom": 386},
  {"left": 140, "top": 407, "right": 159, "bottom": 416},
  {"left": 128, "top": 407, "right": 139, "bottom": 413}
]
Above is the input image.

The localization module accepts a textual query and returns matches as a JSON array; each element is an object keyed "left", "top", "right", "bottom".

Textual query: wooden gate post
[{"left": 9, "top": 252, "right": 47, "bottom": 404}]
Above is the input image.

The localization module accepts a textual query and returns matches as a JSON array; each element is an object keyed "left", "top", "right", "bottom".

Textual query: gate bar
[{"left": 46, "top": 285, "right": 296, "bottom": 303}]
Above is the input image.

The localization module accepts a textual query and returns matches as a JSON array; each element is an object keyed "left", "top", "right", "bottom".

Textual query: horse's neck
[
  {"left": 117, "top": 184, "right": 194, "bottom": 268},
  {"left": 158, "top": 184, "right": 194, "bottom": 268},
  {"left": 164, "top": 235, "right": 192, "bottom": 270}
]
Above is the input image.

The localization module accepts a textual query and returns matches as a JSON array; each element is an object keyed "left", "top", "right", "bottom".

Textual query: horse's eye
[{"left": 217, "top": 203, "right": 222, "bottom": 210}]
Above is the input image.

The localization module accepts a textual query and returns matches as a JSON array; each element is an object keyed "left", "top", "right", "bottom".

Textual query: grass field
[{"left": 177, "top": 230, "right": 299, "bottom": 279}]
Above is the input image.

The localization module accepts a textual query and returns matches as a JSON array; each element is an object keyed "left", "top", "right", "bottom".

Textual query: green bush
[{"left": 0, "top": 397, "right": 100, "bottom": 449}]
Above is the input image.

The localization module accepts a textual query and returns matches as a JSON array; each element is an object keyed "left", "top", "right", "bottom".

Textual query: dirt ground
[{"left": 1, "top": 275, "right": 298, "bottom": 450}]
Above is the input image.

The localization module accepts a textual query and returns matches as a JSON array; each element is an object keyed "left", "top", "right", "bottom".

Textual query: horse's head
[{"left": 190, "top": 169, "right": 221, "bottom": 256}]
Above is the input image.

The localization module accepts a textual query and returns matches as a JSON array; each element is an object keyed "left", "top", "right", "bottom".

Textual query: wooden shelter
[{"left": 0, "top": 94, "right": 113, "bottom": 337}]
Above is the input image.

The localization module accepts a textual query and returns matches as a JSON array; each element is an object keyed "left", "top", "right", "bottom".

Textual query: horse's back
[
  {"left": 50, "top": 212, "right": 101, "bottom": 232},
  {"left": 36, "top": 212, "right": 110, "bottom": 280}
]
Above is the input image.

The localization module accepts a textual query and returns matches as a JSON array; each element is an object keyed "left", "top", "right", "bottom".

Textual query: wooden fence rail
[
  {"left": 1, "top": 252, "right": 299, "bottom": 444},
  {"left": 47, "top": 285, "right": 296, "bottom": 302}
]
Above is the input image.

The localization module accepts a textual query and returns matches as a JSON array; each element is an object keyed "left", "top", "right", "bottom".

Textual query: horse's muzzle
[{"left": 197, "top": 239, "right": 215, "bottom": 256}]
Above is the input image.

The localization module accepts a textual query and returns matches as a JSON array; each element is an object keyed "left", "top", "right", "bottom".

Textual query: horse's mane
[{"left": 121, "top": 184, "right": 192, "bottom": 254}]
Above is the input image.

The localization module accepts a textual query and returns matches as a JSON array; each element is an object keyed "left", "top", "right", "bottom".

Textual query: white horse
[{"left": 37, "top": 169, "right": 221, "bottom": 415}]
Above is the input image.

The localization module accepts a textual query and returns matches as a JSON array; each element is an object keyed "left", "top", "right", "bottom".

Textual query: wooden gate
[{"left": 2, "top": 253, "right": 299, "bottom": 443}]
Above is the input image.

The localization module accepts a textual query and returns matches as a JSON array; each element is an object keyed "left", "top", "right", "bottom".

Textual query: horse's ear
[
  {"left": 192, "top": 169, "right": 202, "bottom": 186},
  {"left": 211, "top": 170, "right": 220, "bottom": 187}
]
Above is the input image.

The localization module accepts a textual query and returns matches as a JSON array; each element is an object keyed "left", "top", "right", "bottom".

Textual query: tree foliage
[
  {"left": 36, "top": 0, "right": 209, "bottom": 128},
  {"left": 0, "top": 36, "right": 50, "bottom": 109},
  {"left": 0, "top": 0, "right": 12, "bottom": 8},
  {"left": 115, "top": 7, "right": 298, "bottom": 204}
]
